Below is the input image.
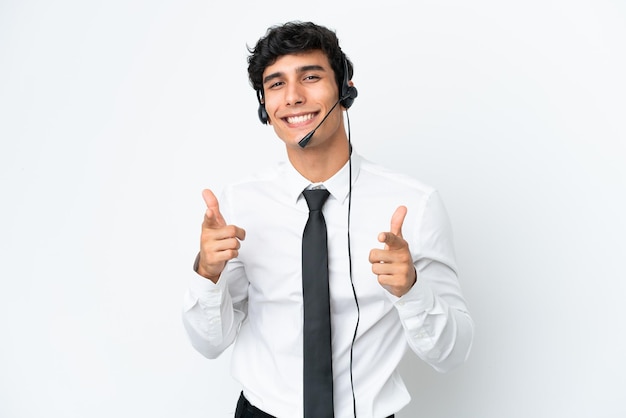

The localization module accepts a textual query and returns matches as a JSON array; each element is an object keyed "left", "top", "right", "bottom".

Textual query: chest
[{"left": 233, "top": 193, "right": 405, "bottom": 306}]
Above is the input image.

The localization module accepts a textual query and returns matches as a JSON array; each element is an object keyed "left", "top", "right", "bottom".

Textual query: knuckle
[{"left": 226, "top": 237, "right": 240, "bottom": 250}]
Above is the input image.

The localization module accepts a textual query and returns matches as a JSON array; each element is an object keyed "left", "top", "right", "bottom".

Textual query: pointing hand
[
  {"left": 198, "top": 189, "right": 246, "bottom": 282},
  {"left": 368, "top": 206, "right": 417, "bottom": 297}
]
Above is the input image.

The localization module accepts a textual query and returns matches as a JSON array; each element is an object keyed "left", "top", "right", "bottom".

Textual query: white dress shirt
[{"left": 182, "top": 152, "right": 474, "bottom": 418}]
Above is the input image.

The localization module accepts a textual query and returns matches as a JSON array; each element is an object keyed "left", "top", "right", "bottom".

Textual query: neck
[{"left": 286, "top": 137, "right": 350, "bottom": 183}]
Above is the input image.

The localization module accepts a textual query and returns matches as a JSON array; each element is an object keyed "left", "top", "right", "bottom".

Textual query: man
[{"left": 182, "top": 21, "right": 473, "bottom": 418}]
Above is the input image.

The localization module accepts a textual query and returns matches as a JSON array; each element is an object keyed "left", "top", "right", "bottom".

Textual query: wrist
[{"left": 193, "top": 252, "right": 221, "bottom": 283}]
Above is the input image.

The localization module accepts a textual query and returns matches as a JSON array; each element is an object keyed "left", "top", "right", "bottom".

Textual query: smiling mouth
[{"left": 285, "top": 113, "right": 317, "bottom": 125}]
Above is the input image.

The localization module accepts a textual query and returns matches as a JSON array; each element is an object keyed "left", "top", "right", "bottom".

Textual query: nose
[{"left": 284, "top": 83, "right": 304, "bottom": 106}]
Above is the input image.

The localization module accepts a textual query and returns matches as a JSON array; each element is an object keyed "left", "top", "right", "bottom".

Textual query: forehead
[{"left": 262, "top": 50, "right": 333, "bottom": 78}]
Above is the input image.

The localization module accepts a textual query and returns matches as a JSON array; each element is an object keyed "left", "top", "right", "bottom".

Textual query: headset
[{"left": 256, "top": 54, "right": 358, "bottom": 125}]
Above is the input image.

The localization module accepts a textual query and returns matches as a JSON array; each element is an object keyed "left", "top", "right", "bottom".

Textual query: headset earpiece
[
  {"left": 258, "top": 103, "right": 269, "bottom": 125},
  {"left": 340, "top": 55, "right": 358, "bottom": 109},
  {"left": 257, "top": 90, "right": 269, "bottom": 124}
]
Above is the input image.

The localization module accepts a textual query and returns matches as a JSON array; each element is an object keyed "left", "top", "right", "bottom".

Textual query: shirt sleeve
[
  {"left": 182, "top": 258, "right": 248, "bottom": 359},
  {"left": 181, "top": 188, "right": 249, "bottom": 359},
  {"left": 392, "top": 190, "right": 474, "bottom": 373}
]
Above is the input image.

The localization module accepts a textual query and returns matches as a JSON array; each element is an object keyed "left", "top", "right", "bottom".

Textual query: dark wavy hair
[{"left": 247, "top": 21, "right": 354, "bottom": 96}]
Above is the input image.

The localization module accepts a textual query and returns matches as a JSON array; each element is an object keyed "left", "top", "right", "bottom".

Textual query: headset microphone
[
  {"left": 298, "top": 97, "right": 343, "bottom": 148},
  {"left": 298, "top": 56, "right": 357, "bottom": 148}
]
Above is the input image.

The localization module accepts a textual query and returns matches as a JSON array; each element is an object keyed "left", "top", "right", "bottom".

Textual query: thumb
[
  {"left": 390, "top": 206, "right": 407, "bottom": 238},
  {"left": 378, "top": 206, "right": 408, "bottom": 250},
  {"left": 202, "top": 189, "right": 226, "bottom": 227}
]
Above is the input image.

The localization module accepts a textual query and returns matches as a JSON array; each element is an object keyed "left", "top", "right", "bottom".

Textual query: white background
[{"left": 1, "top": 0, "right": 625, "bottom": 417}]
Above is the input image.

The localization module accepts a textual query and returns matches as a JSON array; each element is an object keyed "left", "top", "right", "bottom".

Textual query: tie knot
[{"left": 303, "top": 189, "right": 330, "bottom": 212}]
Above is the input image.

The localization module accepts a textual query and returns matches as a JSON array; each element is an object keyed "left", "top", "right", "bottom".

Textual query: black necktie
[{"left": 302, "top": 188, "right": 334, "bottom": 418}]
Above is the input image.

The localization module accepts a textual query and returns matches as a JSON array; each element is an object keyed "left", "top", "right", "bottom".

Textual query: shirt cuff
[
  {"left": 390, "top": 276, "right": 435, "bottom": 314},
  {"left": 183, "top": 270, "right": 227, "bottom": 313}
]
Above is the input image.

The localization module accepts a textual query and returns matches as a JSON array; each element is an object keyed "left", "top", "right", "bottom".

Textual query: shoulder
[
  {"left": 358, "top": 156, "right": 437, "bottom": 200},
  {"left": 223, "top": 160, "right": 287, "bottom": 194},
  {"left": 219, "top": 159, "right": 298, "bottom": 220}
]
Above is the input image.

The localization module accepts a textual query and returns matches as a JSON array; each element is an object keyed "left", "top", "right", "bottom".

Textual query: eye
[
  {"left": 268, "top": 80, "right": 284, "bottom": 89},
  {"left": 303, "top": 74, "right": 321, "bottom": 82}
]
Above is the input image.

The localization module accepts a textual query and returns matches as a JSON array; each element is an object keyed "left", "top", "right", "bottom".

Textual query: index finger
[{"left": 377, "top": 231, "right": 405, "bottom": 249}]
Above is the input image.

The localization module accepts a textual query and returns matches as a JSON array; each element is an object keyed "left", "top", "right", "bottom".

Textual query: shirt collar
[{"left": 282, "top": 151, "right": 362, "bottom": 205}]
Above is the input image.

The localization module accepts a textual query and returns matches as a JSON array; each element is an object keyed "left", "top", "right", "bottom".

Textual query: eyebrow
[{"left": 262, "top": 64, "right": 327, "bottom": 86}]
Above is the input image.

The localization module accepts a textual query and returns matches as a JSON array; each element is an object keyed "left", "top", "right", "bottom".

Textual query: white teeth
[{"left": 286, "top": 113, "right": 314, "bottom": 124}]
